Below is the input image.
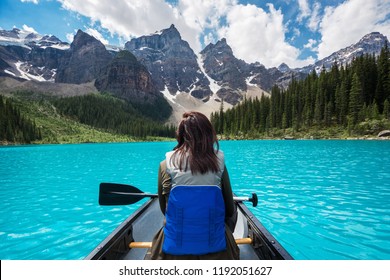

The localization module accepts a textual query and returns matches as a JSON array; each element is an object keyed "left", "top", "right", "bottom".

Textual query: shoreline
[{"left": 2, "top": 136, "right": 389, "bottom": 146}]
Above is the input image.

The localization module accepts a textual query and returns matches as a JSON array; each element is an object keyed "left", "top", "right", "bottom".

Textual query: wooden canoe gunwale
[
  {"left": 236, "top": 202, "right": 293, "bottom": 260},
  {"left": 85, "top": 198, "right": 155, "bottom": 260}
]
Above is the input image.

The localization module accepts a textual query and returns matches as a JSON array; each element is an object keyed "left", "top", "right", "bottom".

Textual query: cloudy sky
[{"left": 1, "top": 0, "right": 389, "bottom": 68}]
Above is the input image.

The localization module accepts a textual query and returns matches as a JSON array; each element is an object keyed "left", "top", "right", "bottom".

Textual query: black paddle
[{"left": 99, "top": 182, "right": 258, "bottom": 207}]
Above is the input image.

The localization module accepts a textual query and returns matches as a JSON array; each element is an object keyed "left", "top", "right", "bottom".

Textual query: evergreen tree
[
  {"left": 53, "top": 94, "right": 175, "bottom": 138},
  {"left": 349, "top": 73, "right": 363, "bottom": 125},
  {"left": 375, "top": 42, "right": 390, "bottom": 112},
  {"left": 383, "top": 99, "right": 390, "bottom": 120},
  {"left": 314, "top": 89, "right": 323, "bottom": 125},
  {"left": 219, "top": 99, "right": 225, "bottom": 134},
  {"left": 0, "top": 95, "right": 42, "bottom": 143},
  {"left": 339, "top": 79, "right": 349, "bottom": 126},
  {"left": 208, "top": 45, "right": 390, "bottom": 138}
]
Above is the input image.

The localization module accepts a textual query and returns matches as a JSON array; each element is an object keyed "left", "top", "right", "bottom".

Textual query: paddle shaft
[
  {"left": 107, "top": 191, "right": 255, "bottom": 203},
  {"left": 99, "top": 183, "right": 258, "bottom": 207},
  {"left": 129, "top": 238, "right": 252, "bottom": 249}
]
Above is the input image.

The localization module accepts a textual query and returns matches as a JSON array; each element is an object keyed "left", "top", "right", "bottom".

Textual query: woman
[{"left": 150, "top": 111, "right": 239, "bottom": 260}]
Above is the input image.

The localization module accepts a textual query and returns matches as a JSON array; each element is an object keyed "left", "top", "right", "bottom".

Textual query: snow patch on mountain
[
  {"left": 196, "top": 54, "right": 221, "bottom": 94},
  {"left": 0, "top": 28, "right": 69, "bottom": 50},
  {"left": 44, "top": 44, "right": 70, "bottom": 51},
  {"left": 161, "top": 85, "right": 178, "bottom": 104},
  {"left": 13, "top": 61, "right": 49, "bottom": 82},
  {"left": 245, "top": 75, "right": 257, "bottom": 86},
  {"left": 1, "top": 25, "right": 389, "bottom": 119}
]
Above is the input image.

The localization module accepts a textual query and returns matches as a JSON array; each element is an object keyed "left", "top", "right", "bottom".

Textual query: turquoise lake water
[{"left": 0, "top": 140, "right": 389, "bottom": 260}]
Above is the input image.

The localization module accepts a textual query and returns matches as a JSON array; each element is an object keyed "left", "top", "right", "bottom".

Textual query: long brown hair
[{"left": 171, "top": 111, "right": 220, "bottom": 174}]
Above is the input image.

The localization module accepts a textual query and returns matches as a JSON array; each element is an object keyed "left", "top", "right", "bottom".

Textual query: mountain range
[{"left": 0, "top": 25, "right": 389, "bottom": 122}]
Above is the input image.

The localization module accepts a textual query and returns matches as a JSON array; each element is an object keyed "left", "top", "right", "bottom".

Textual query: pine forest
[
  {"left": 211, "top": 45, "right": 390, "bottom": 139},
  {"left": 2, "top": 45, "right": 390, "bottom": 144},
  {"left": 0, "top": 95, "right": 42, "bottom": 143}
]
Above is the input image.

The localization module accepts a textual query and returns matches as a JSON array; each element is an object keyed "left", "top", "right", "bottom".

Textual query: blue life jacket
[{"left": 162, "top": 185, "right": 226, "bottom": 255}]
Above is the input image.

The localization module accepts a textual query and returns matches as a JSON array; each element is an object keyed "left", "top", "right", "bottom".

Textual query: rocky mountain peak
[
  {"left": 95, "top": 50, "right": 159, "bottom": 102},
  {"left": 160, "top": 24, "right": 182, "bottom": 41},
  {"left": 11, "top": 28, "right": 21, "bottom": 33},
  {"left": 200, "top": 38, "right": 248, "bottom": 104},
  {"left": 125, "top": 24, "right": 183, "bottom": 51},
  {"left": 40, "top": 35, "right": 62, "bottom": 44},
  {"left": 298, "top": 31, "right": 389, "bottom": 75},
  {"left": 55, "top": 29, "right": 112, "bottom": 84},
  {"left": 355, "top": 32, "right": 389, "bottom": 53},
  {"left": 278, "top": 63, "right": 290, "bottom": 73},
  {"left": 71, "top": 30, "right": 100, "bottom": 48},
  {"left": 216, "top": 38, "right": 229, "bottom": 48},
  {"left": 25, "top": 33, "right": 40, "bottom": 40},
  {"left": 201, "top": 38, "right": 232, "bottom": 56},
  {"left": 1, "top": 24, "right": 389, "bottom": 115},
  {"left": 0, "top": 28, "right": 21, "bottom": 39},
  {"left": 360, "top": 32, "right": 387, "bottom": 42},
  {"left": 0, "top": 27, "right": 38, "bottom": 41},
  {"left": 125, "top": 25, "right": 211, "bottom": 100}
]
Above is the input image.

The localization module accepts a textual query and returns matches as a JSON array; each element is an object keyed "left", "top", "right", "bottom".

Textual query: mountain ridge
[
  {"left": 55, "top": 30, "right": 112, "bottom": 84},
  {"left": 1, "top": 25, "right": 389, "bottom": 118},
  {"left": 125, "top": 24, "right": 212, "bottom": 100},
  {"left": 298, "top": 32, "right": 389, "bottom": 74}
]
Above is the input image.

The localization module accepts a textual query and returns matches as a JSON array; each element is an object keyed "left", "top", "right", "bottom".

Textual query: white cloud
[
  {"left": 60, "top": 0, "right": 390, "bottom": 69},
  {"left": 318, "top": 0, "right": 390, "bottom": 59},
  {"left": 57, "top": 0, "right": 201, "bottom": 52},
  {"left": 20, "top": 0, "right": 39, "bottom": 4},
  {"left": 218, "top": 3, "right": 313, "bottom": 68},
  {"left": 58, "top": 0, "right": 174, "bottom": 38},
  {"left": 289, "top": 27, "right": 301, "bottom": 42},
  {"left": 203, "top": 32, "right": 217, "bottom": 46},
  {"left": 304, "top": 39, "right": 318, "bottom": 51},
  {"left": 176, "top": 0, "right": 238, "bottom": 51},
  {"left": 22, "top": 24, "right": 37, "bottom": 33},
  {"left": 84, "top": 28, "right": 109, "bottom": 45},
  {"left": 296, "top": 1, "right": 322, "bottom": 32},
  {"left": 178, "top": 0, "right": 237, "bottom": 30},
  {"left": 66, "top": 32, "right": 74, "bottom": 43},
  {"left": 176, "top": 1, "right": 316, "bottom": 67},
  {"left": 307, "top": 2, "right": 321, "bottom": 32},
  {"left": 297, "top": 0, "right": 310, "bottom": 22},
  {"left": 293, "top": 27, "right": 301, "bottom": 37}
]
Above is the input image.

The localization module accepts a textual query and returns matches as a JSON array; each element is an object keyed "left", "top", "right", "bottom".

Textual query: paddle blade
[{"left": 99, "top": 183, "right": 152, "bottom": 205}]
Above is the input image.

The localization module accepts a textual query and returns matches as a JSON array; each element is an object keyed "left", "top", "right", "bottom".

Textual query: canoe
[{"left": 85, "top": 195, "right": 293, "bottom": 260}]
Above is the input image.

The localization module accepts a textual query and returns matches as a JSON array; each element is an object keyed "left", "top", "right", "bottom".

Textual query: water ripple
[
  {"left": 223, "top": 140, "right": 390, "bottom": 260},
  {"left": 1, "top": 141, "right": 390, "bottom": 259}
]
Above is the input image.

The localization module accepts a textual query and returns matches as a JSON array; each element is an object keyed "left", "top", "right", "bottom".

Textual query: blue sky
[{"left": 1, "top": 0, "right": 389, "bottom": 68}]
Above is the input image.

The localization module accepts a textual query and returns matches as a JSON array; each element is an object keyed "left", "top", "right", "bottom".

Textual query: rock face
[
  {"left": 1, "top": 26, "right": 389, "bottom": 108},
  {"left": 299, "top": 32, "right": 389, "bottom": 74},
  {"left": 378, "top": 130, "right": 390, "bottom": 137},
  {"left": 200, "top": 38, "right": 248, "bottom": 104},
  {"left": 278, "top": 63, "right": 291, "bottom": 73},
  {"left": 0, "top": 28, "right": 69, "bottom": 81},
  {"left": 125, "top": 24, "right": 212, "bottom": 100},
  {"left": 55, "top": 30, "right": 112, "bottom": 84},
  {"left": 200, "top": 38, "right": 286, "bottom": 103},
  {"left": 0, "top": 28, "right": 172, "bottom": 118},
  {"left": 0, "top": 43, "right": 65, "bottom": 81},
  {"left": 95, "top": 50, "right": 160, "bottom": 102}
]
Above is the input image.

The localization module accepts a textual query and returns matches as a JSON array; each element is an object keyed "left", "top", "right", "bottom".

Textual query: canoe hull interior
[{"left": 85, "top": 198, "right": 292, "bottom": 260}]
